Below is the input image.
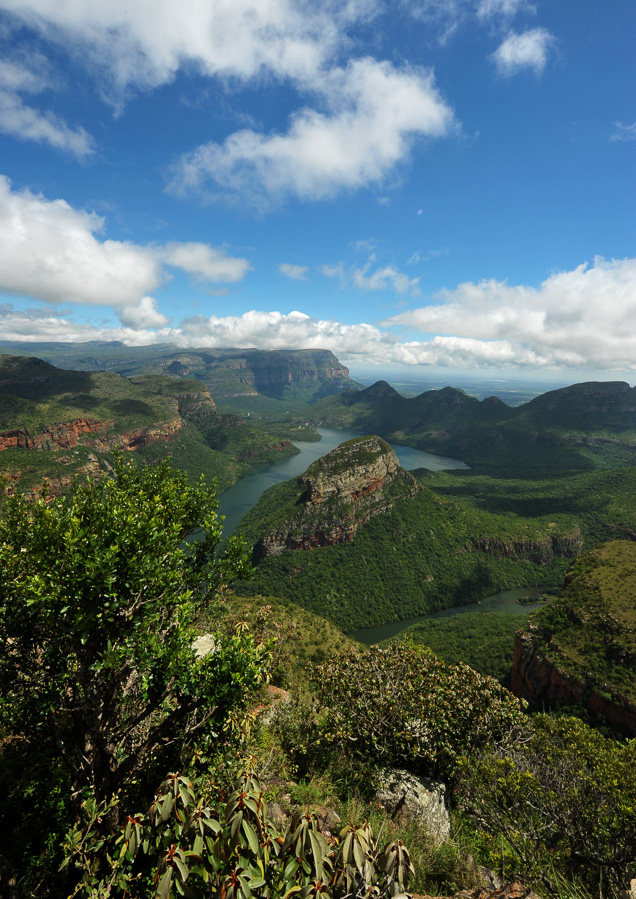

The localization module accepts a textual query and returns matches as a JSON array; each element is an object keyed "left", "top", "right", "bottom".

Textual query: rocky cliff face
[
  {"left": 470, "top": 532, "right": 582, "bottom": 565},
  {"left": 511, "top": 627, "right": 636, "bottom": 736},
  {"left": 0, "top": 416, "right": 184, "bottom": 454},
  {"left": 510, "top": 541, "right": 636, "bottom": 736},
  {"left": 259, "top": 435, "right": 420, "bottom": 555},
  {"left": 241, "top": 350, "right": 350, "bottom": 387}
]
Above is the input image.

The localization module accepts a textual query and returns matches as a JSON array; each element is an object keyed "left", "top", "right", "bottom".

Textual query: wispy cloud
[
  {"left": 321, "top": 258, "right": 421, "bottom": 296},
  {"left": 403, "top": 0, "right": 534, "bottom": 43},
  {"left": 476, "top": 0, "right": 535, "bottom": 21},
  {"left": 279, "top": 263, "right": 309, "bottom": 281},
  {"left": 491, "top": 28, "right": 556, "bottom": 76},
  {"left": 353, "top": 263, "right": 421, "bottom": 296},
  {"left": 0, "top": 58, "right": 94, "bottom": 158},
  {"left": 610, "top": 121, "right": 636, "bottom": 143},
  {"left": 406, "top": 248, "right": 449, "bottom": 265}
]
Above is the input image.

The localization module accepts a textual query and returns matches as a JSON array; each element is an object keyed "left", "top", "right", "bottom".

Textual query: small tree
[
  {"left": 0, "top": 455, "right": 268, "bottom": 833},
  {"left": 457, "top": 714, "right": 636, "bottom": 896}
]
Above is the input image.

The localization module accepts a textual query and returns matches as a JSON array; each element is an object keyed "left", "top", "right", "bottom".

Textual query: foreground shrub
[
  {"left": 0, "top": 455, "right": 267, "bottom": 892},
  {"left": 310, "top": 642, "right": 528, "bottom": 780},
  {"left": 457, "top": 714, "right": 636, "bottom": 898},
  {"left": 63, "top": 771, "right": 415, "bottom": 898}
]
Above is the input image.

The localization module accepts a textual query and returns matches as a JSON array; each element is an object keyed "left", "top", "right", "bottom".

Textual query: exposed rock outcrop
[
  {"left": 0, "top": 419, "right": 112, "bottom": 451},
  {"left": 0, "top": 416, "right": 184, "bottom": 454},
  {"left": 511, "top": 627, "right": 636, "bottom": 736},
  {"left": 376, "top": 769, "right": 450, "bottom": 844},
  {"left": 258, "top": 435, "right": 420, "bottom": 556},
  {"left": 470, "top": 531, "right": 582, "bottom": 565}
]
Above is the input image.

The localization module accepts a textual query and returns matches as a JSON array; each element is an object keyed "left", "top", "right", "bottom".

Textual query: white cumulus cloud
[
  {"left": 3, "top": 257, "right": 636, "bottom": 373},
  {"left": 167, "top": 57, "right": 455, "bottom": 206},
  {"left": 162, "top": 242, "right": 251, "bottom": 283},
  {"left": 0, "top": 0, "right": 346, "bottom": 96},
  {"left": 0, "top": 177, "right": 252, "bottom": 309},
  {"left": 0, "top": 2, "right": 456, "bottom": 205},
  {"left": 0, "top": 175, "right": 161, "bottom": 306},
  {"left": 384, "top": 257, "right": 636, "bottom": 370},
  {"left": 491, "top": 27, "right": 556, "bottom": 76},
  {"left": 178, "top": 309, "right": 387, "bottom": 355},
  {"left": 116, "top": 296, "right": 170, "bottom": 330}
]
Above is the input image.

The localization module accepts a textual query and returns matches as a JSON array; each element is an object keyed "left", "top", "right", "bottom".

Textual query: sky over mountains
[{"left": 0, "top": 0, "right": 634, "bottom": 379}]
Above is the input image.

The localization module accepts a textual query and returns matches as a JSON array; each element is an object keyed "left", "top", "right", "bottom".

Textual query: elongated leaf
[
  {"left": 242, "top": 819, "right": 259, "bottom": 856},
  {"left": 284, "top": 857, "right": 299, "bottom": 881},
  {"left": 231, "top": 810, "right": 243, "bottom": 842},
  {"left": 353, "top": 839, "right": 366, "bottom": 874},
  {"left": 174, "top": 856, "right": 190, "bottom": 882},
  {"left": 156, "top": 868, "right": 173, "bottom": 899}
]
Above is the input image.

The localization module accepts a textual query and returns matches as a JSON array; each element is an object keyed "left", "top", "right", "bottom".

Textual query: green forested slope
[
  {"left": 234, "top": 479, "right": 577, "bottom": 631},
  {"left": 0, "top": 355, "right": 298, "bottom": 496},
  {"left": 527, "top": 539, "right": 636, "bottom": 704},
  {"left": 309, "top": 380, "right": 636, "bottom": 475},
  {"left": 399, "top": 610, "right": 532, "bottom": 683}
]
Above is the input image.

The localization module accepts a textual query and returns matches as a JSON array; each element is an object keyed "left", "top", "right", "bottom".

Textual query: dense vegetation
[
  {"left": 459, "top": 714, "right": 636, "bottom": 896},
  {"left": 307, "top": 380, "right": 636, "bottom": 476},
  {"left": 1, "top": 456, "right": 635, "bottom": 899},
  {"left": 2, "top": 352, "right": 636, "bottom": 898},
  {"left": 426, "top": 465, "right": 636, "bottom": 547},
  {"left": 398, "top": 610, "right": 533, "bottom": 684},
  {"left": 525, "top": 540, "right": 636, "bottom": 705},
  {"left": 0, "top": 343, "right": 359, "bottom": 422},
  {"left": 234, "top": 474, "right": 577, "bottom": 631},
  {"left": 0, "top": 355, "right": 299, "bottom": 496},
  {"left": 0, "top": 456, "right": 269, "bottom": 891}
]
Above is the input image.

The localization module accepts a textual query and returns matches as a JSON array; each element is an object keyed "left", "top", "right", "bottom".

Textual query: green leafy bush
[
  {"left": 63, "top": 771, "right": 415, "bottom": 898},
  {"left": 0, "top": 455, "right": 269, "bottom": 891},
  {"left": 310, "top": 642, "right": 528, "bottom": 779},
  {"left": 457, "top": 714, "right": 636, "bottom": 897}
]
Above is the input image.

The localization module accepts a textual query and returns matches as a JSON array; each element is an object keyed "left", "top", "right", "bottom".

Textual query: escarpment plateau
[
  {"left": 0, "top": 344, "right": 358, "bottom": 411},
  {"left": 0, "top": 355, "right": 298, "bottom": 499},
  {"left": 258, "top": 435, "right": 421, "bottom": 555},
  {"left": 511, "top": 540, "right": 636, "bottom": 735}
]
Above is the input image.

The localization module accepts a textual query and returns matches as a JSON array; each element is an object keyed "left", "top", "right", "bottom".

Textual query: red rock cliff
[{"left": 511, "top": 628, "right": 636, "bottom": 736}]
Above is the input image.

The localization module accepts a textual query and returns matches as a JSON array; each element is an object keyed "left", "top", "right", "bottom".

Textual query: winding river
[
  {"left": 217, "top": 427, "right": 544, "bottom": 641},
  {"left": 217, "top": 426, "right": 468, "bottom": 537}
]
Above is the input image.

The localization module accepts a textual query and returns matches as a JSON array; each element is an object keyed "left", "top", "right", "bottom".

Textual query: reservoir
[
  {"left": 218, "top": 426, "right": 468, "bottom": 537},
  {"left": 351, "top": 586, "right": 548, "bottom": 645},
  {"left": 217, "top": 429, "right": 544, "bottom": 641}
]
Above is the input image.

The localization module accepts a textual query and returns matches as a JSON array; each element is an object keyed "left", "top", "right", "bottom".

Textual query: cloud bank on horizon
[{"left": 0, "top": 0, "right": 633, "bottom": 377}]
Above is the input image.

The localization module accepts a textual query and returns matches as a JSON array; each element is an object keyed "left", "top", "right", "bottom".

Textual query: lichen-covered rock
[
  {"left": 299, "top": 434, "right": 401, "bottom": 504},
  {"left": 376, "top": 769, "right": 450, "bottom": 844}
]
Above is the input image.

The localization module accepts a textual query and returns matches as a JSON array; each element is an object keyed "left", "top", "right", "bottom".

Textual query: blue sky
[{"left": 0, "top": 0, "right": 634, "bottom": 382}]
